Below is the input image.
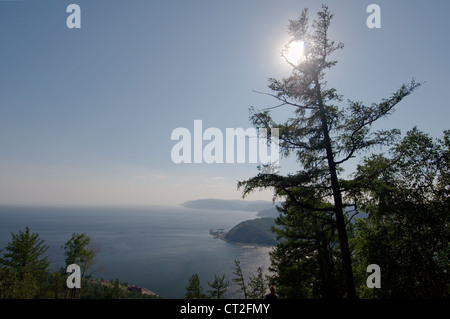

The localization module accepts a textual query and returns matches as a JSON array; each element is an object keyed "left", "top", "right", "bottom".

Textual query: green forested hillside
[{"left": 224, "top": 218, "right": 277, "bottom": 246}]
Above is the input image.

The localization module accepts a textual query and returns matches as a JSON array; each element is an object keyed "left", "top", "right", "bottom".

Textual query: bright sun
[{"left": 284, "top": 40, "right": 305, "bottom": 65}]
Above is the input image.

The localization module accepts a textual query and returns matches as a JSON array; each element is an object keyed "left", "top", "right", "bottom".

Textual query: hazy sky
[{"left": 1, "top": 0, "right": 449, "bottom": 206}]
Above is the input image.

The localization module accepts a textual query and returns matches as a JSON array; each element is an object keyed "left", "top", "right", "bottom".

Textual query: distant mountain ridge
[
  {"left": 181, "top": 198, "right": 277, "bottom": 212},
  {"left": 256, "top": 206, "right": 280, "bottom": 218}
]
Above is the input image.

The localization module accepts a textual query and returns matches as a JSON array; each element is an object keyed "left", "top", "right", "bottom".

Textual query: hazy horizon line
[{"left": 0, "top": 197, "right": 277, "bottom": 209}]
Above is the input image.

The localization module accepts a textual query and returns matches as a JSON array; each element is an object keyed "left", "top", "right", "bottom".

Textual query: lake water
[{"left": 0, "top": 205, "right": 273, "bottom": 298}]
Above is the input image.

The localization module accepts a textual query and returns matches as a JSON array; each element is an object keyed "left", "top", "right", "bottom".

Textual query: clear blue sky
[{"left": 1, "top": 0, "right": 449, "bottom": 206}]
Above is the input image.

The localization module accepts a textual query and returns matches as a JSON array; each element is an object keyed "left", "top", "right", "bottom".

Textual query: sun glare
[{"left": 284, "top": 40, "right": 305, "bottom": 65}]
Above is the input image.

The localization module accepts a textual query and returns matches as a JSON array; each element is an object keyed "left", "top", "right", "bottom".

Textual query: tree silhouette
[
  {"left": 239, "top": 5, "right": 421, "bottom": 298},
  {"left": 207, "top": 274, "right": 229, "bottom": 299},
  {"left": 1, "top": 227, "right": 49, "bottom": 298},
  {"left": 184, "top": 273, "right": 206, "bottom": 299}
]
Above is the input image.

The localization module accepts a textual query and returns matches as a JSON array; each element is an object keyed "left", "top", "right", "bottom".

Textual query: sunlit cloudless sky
[{"left": 1, "top": 0, "right": 449, "bottom": 206}]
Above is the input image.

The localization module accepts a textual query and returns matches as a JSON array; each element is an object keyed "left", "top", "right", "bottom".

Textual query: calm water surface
[{"left": 0, "top": 205, "right": 273, "bottom": 298}]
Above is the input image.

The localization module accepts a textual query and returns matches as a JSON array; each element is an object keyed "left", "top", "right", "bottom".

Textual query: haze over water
[{"left": 0, "top": 205, "right": 272, "bottom": 298}]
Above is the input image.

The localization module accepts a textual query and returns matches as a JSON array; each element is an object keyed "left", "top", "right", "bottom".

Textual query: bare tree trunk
[{"left": 314, "top": 77, "right": 356, "bottom": 299}]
